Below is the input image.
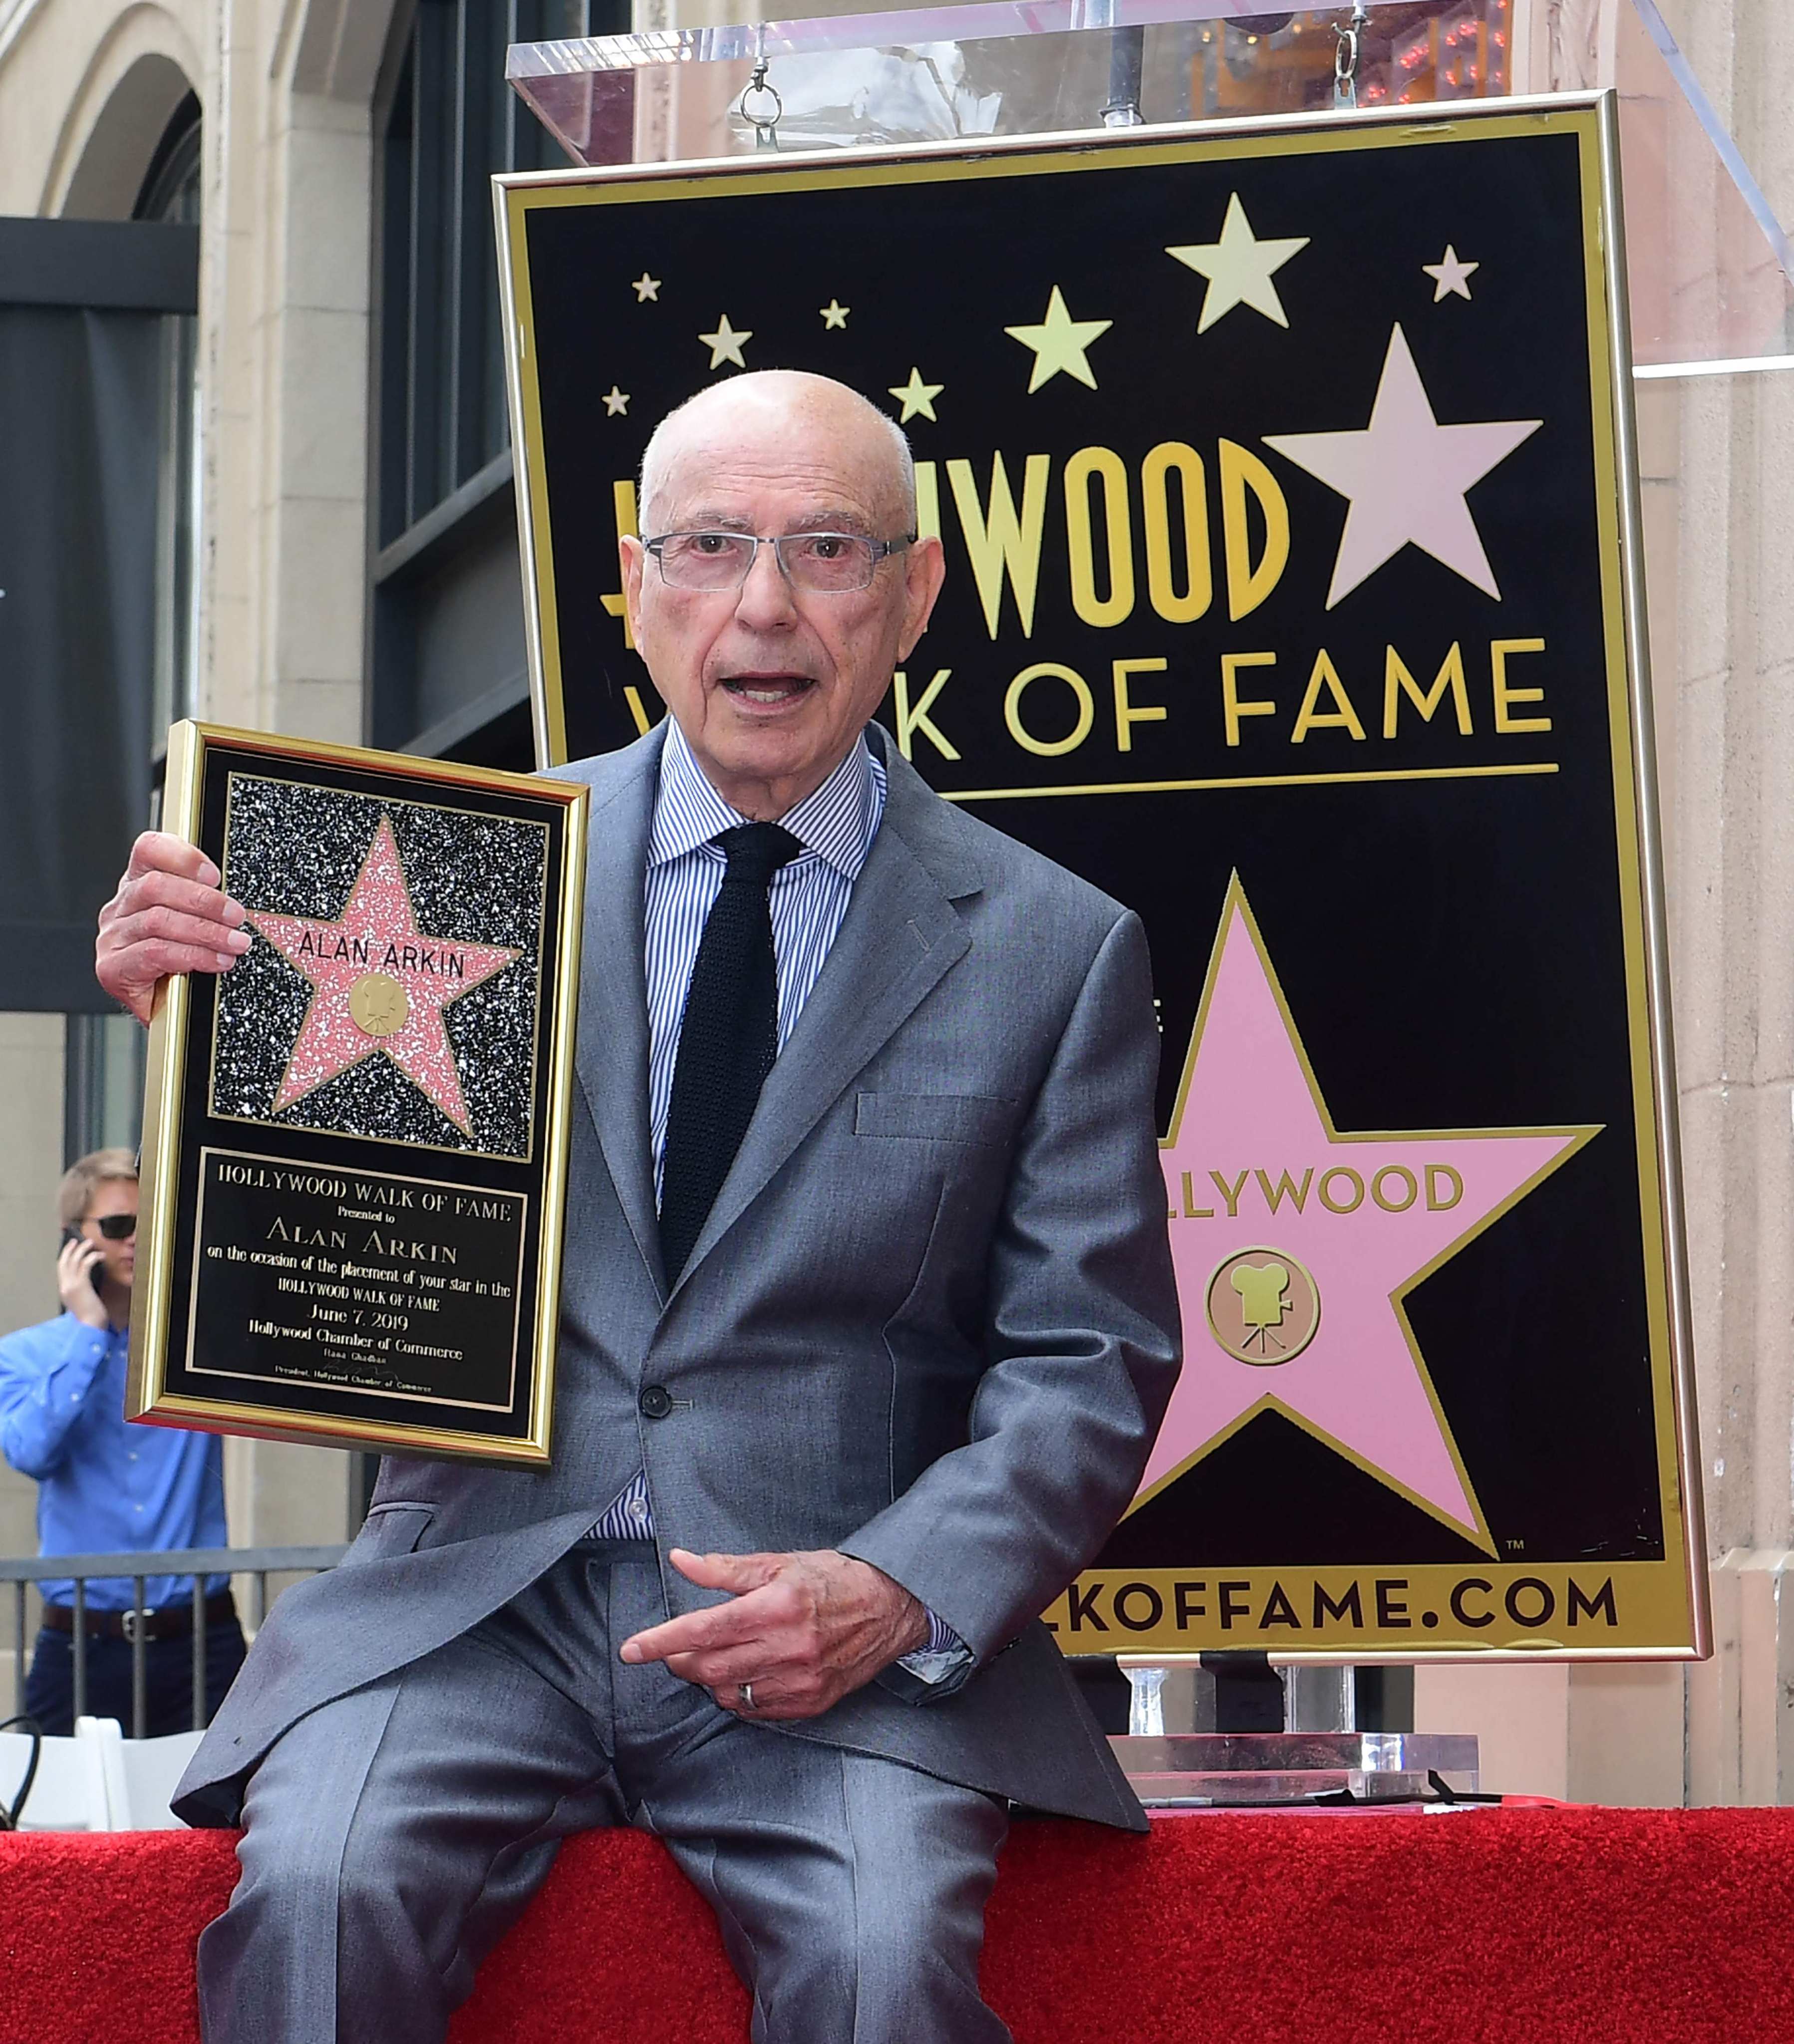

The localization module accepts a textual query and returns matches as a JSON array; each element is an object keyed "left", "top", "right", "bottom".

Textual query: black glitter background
[{"left": 212, "top": 775, "right": 548, "bottom": 1161}]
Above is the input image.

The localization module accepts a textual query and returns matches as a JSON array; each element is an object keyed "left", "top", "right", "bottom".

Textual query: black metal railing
[{"left": 0, "top": 1545, "right": 347, "bottom": 1739}]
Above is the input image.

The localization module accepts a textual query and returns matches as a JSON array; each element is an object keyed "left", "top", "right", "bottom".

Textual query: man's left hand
[{"left": 619, "top": 1548, "right": 928, "bottom": 1720}]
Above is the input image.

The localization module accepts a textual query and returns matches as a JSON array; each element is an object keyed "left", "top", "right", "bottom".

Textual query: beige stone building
[{"left": 0, "top": 0, "right": 1788, "bottom": 1800}]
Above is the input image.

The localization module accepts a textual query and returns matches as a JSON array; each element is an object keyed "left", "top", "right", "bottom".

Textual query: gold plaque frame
[{"left": 128, "top": 721, "right": 588, "bottom": 1465}]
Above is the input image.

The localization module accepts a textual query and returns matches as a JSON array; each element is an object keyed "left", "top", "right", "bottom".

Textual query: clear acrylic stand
[{"left": 508, "top": 0, "right": 1790, "bottom": 372}]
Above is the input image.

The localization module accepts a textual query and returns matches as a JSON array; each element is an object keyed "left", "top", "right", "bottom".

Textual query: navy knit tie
[{"left": 658, "top": 822, "right": 802, "bottom": 1285}]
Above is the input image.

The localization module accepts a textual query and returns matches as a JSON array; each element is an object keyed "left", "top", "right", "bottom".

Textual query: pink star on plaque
[
  {"left": 244, "top": 816, "right": 521, "bottom": 1138},
  {"left": 1142, "top": 880, "right": 1595, "bottom": 1546}
]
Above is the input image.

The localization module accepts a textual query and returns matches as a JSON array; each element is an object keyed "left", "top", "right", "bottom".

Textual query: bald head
[
  {"left": 619, "top": 368, "right": 946, "bottom": 821},
  {"left": 637, "top": 370, "right": 916, "bottom": 540}
]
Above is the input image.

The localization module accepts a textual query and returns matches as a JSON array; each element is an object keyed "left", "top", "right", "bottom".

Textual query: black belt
[{"left": 40, "top": 1589, "right": 237, "bottom": 1644}]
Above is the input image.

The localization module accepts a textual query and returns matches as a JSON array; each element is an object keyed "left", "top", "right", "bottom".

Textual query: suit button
[{"left": 638, "top": 1385, "right": 673, "bottom": 1420}]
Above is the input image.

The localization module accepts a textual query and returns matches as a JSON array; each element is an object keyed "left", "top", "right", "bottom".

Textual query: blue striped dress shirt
[{"left": 591, "top": 723, "right": 962, "bottom": 1675}]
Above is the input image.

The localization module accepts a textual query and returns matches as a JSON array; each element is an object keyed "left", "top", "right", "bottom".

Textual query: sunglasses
[{"left": 87, "top": 1214, "right": 137, "bottom": 1240}]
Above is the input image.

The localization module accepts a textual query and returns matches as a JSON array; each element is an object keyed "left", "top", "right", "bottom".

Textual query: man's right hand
[
  {"left": 96, "top": 831, "right": 252, "bottom": 1025},
  {"left": 57, "top": 1236, "right": 109, "bottom": 1330}
]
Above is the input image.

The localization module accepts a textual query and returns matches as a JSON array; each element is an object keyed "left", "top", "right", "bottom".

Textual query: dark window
[
  {"left": 371, "top": 2, "right": 617, "bottom": 768},
  {"left": 63, "top": 93, "right": 204, "bottom": 1160},
  {"left": 377, "top": 0, "right": 602, "bottom": 547},
  {"left": 138, "top": 97, "right": 203, "bottom": 758}
]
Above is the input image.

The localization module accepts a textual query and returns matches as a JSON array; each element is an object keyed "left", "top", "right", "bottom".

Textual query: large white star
[
  {"left": 1166, "top": 192, "right": 1310, "bottom": 334},
  {"left": 1263, "top": 324, "right": 1542, "bottom": 607}
]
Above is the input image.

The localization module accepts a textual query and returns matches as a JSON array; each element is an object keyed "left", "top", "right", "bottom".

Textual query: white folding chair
[
  {"left": 0, "top": 1727, "right": 110, "bottom": 1831},
  {"left": 75, "top": 1716, "right": 204, "bottom": 1830}
]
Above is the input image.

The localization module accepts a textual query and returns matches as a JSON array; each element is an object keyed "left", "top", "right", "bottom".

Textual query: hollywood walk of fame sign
[
  {"left": 128, "top": 723, "right": 588, "bottom": 1464},
  {"left": 495, "top": 94, "right": 1705, "bottom": 1655}
]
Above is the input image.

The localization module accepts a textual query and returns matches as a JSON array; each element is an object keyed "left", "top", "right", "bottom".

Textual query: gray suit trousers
[{"left": 196, "top": 1544, "right": 1012, "bottom": 2044}]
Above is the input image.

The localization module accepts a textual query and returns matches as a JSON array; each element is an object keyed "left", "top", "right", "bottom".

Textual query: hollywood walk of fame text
[{"left": 187, "top": 1147, "right": 529, "bottom": 1415}]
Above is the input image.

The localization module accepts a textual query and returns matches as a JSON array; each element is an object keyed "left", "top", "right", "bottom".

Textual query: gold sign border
[
  {"left": 127, "top": 720, "right": 589, "bottom": 1467},
  {"left": 493, "top": 98, "right": 1706, "bottom": 1656}
]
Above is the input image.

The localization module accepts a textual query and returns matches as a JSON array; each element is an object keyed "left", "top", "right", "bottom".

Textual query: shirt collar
[{"left": 649, "top": 720, "right": 879, "bottom": 883}]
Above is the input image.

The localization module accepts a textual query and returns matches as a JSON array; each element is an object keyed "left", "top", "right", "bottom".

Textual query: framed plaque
[
  {"left": 496, "top": 96, "right": 1706, "bottom": 1654},
  {"left": 128, "top": 722, "right": 587, "bottom": 1464}
]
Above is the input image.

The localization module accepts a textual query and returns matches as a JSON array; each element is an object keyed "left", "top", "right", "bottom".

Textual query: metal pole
[
  {"left": 72, "top": 1578, "right": 87, "bottom": 1724},
  {"left": 11, "top": 1582, "right": 23, "bottom": 1720},
  {"left": 191, "top": 1576, "right": 206, "bottom": 1731},
  {"left": 131, "top": 1576, "right": 147, "bottom": 1741},
  {"left": 1102, "top": 25, "right": 1147, "bottom": 128}
]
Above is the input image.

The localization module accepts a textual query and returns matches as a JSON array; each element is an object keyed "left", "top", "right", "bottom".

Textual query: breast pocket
[
  {"left": 853, "top": 1091, "right": 1016, "bottom": 1148},
  {"left": 343, "top": 1502, "right": 435, "bottom": 1566}
]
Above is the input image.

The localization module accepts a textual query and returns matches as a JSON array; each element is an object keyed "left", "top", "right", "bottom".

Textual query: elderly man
[{"left": 95, "top": 371, "right": 1180, "bottom": 2044}]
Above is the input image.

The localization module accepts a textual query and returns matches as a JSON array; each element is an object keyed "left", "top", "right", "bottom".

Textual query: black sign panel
[{"left": 498, "top": 100, "right": 1703, "bottom": 1654}]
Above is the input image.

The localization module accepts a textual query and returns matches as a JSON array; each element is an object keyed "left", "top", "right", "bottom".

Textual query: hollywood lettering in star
[{"left": 502, "top": 103, "right": 1697, "bottom": 1650}]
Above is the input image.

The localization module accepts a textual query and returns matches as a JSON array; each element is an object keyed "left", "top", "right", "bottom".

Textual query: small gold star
[
  {"left": 1166, "top": 193, "right": 1309, "bottom": 333},
  {"left": 1003, "top": 286, "right": 1112, "bottom": 394},
  {"left": 698, "top": 313, "right": 752, "bottom": 370},
  {"left": 888, "top": 367, "right": 944, "bottom": 424},
  {"left": 820, "top": 299, "right": 850, "bottom": 329},
  {"left": 602, "top": 386, "right": 629, "bottom": 416},
  {"left": 632, "top": 274, "right": 661, "bottom": 302}
]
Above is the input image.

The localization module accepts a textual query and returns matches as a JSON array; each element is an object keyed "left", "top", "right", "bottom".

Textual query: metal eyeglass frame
[{"left": 642, "top": 530, "right": 914, "bottom": 592}]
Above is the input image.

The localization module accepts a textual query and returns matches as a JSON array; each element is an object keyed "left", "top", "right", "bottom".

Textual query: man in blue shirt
[{"left": 0, "top": 1149, "right": 245, "bottom": 1735}]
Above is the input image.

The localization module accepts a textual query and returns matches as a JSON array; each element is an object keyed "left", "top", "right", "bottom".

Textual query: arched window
[{"left": 63, "top": 92, "right": 203, "bottom": 1162}]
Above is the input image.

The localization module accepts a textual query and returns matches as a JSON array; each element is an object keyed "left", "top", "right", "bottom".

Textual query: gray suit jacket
[{"left": 174, "top": 724, "right": 1181, "bottom": 1832}]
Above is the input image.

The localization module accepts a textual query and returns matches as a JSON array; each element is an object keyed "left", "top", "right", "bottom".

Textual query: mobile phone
[{"left": 61, "top": 1228, "right": 105, "bottom": 1294}]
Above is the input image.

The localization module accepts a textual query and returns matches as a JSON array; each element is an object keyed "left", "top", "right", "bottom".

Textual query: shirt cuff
[
  {"left": 895, "top": 1609, "right": 971, "bottom": 1686},
  {"left": 62, "top": 1322, "right": 112, "bottom": 1404}
]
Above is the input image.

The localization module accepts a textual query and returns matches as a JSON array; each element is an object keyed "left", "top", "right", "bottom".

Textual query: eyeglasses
[
  {"left": 86, "top": 1214, "right": 137, "bottom": 1240},
  {"left": 643, "top": 530, "right": 912, "bottom": 594}
]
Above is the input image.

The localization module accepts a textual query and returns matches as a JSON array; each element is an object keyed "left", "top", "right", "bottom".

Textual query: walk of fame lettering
[
  {"left": 590, "top": 314, "right": 1552, "bottom": 781},
  {"left": 244, "top": 816, "right": 522, "bottom": 1138},
  {"left": 1142, "top": 878, "right": 1598, "bottom": 1549}
]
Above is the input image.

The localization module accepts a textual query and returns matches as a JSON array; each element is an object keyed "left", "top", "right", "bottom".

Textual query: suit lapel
[
  {"left": 571, "top": 732, "right": 666, "bottom": 1298},
  {"left": 671, "top": 747, "right": 980, "bottom": 1295}
]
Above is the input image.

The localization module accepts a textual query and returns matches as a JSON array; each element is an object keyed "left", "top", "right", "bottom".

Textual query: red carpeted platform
[{"left": 2, "top": 1807, "right": 1788, "bottom": 2042}]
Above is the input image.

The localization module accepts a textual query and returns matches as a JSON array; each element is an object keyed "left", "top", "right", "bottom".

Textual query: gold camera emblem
[
  {"left": 1204, "top": 1248, "right": 1322, "bottom": 1366},
  {"left": 347, "top": 972, "right": 410, "bottom": 1039}
]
